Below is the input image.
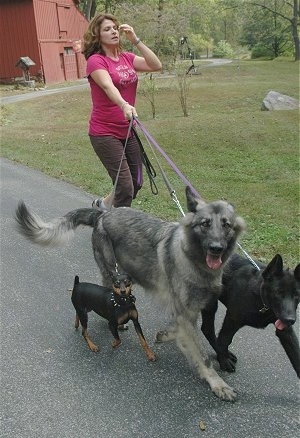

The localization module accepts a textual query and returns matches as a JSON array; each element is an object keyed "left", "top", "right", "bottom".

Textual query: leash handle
[
  {"left": 134, "top": 120, "right": 184, "bottom": 208},
  {"left": 131, "top": 126, "right": 159, "bottom": 195}
]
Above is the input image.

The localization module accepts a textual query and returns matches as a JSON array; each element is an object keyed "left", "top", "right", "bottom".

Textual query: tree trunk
[
  {"left": 292, "top": 0, "right": 300, "bottom": 60},
  {"left": 84, "top": 0, "right": 94, "bottom": 21}
]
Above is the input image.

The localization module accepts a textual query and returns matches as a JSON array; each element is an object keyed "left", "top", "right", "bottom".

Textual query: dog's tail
[
  {"left": 15, "top": 201, "right": 103, "bottom": 246},
  {"left": 74, "top": 275, "right": 80, "bottom": 286}
]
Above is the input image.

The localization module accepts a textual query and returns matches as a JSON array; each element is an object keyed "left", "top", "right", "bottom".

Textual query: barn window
[{"left": 64, "top": 47, "right": 74, "bottom": 55}]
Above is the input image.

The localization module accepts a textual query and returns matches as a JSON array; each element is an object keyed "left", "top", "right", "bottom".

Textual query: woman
[{"left": 82, "top": 13, "right": 162, "bottom": 209}]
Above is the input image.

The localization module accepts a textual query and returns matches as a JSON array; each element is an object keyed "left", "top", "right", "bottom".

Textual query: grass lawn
[{"left": 1, "top": 58, "right": 299, "bottom": 266}]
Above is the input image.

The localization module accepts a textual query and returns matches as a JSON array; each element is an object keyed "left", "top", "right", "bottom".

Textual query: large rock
[{"left": 262, "top": 91, "right": 300, "bottom": 111}]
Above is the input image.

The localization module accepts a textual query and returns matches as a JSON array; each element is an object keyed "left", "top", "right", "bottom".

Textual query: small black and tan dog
[
  {"left": 201, "top": 253, "right": 300, "bottom": 378},
  {"left": 71, "top": 273, "right": 156, "bottom": 361}
]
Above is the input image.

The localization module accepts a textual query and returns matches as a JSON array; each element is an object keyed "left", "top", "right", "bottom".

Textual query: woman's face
[{"left": 99, "top": 19, "right": 119, "bottom": 46}]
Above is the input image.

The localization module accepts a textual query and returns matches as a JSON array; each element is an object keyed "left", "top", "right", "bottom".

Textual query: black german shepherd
[{"left": 201, "top": 253, "right": 300, "bottom": 377}]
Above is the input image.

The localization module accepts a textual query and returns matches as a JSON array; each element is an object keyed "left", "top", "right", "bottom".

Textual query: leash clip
[{"left": 170, "top": 191, "right": 186, "bottom": 217}]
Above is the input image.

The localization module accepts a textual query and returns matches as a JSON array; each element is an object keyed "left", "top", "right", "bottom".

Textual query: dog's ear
[
  {"left": 233, "top": 215, "right": 246, "bottom": 235},
  {"left": 181, "top": 212, "right": 194, "bottom": 226},
  {"left": 226, "top": 202, "right": 235, "bottom": 214},
  {"left": 262, "top": 254, "right": 283, "bottom": 279},
  {"left": 185, "top": 186, "right": 206, "bottom": 212},
  {"left": 294, "top": 263, "right": 300, "bottom": 283}
]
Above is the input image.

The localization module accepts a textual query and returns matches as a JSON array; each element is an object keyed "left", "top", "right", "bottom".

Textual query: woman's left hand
[{"left": 119, "top": 24, "right": 138, "bottom": 45}]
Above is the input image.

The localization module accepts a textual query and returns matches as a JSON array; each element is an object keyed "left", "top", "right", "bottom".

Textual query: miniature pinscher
[{"left": 71, "top": 273, "right": 156, "bottom": 361}]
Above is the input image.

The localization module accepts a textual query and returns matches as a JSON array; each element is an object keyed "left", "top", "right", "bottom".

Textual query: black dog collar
[{"left": 111, "top": 293, "right": 136, "bottom": 308}]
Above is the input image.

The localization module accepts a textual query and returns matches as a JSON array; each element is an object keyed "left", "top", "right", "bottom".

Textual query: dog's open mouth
[{"left": 206, "top": 253, "right": 223, "bottom": 270}]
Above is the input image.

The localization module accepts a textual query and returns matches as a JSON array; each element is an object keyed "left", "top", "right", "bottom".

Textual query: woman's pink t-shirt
[{"left": 86, "top": 52, "right": 138, "bottom": 139}]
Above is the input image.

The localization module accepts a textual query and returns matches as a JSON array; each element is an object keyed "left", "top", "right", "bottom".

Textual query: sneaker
[{"left": 92, "top": 198, "right": 109, "bottom": 211}]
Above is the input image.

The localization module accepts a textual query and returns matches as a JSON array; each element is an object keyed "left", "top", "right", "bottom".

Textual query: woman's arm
[
  {"left": 119, "top": 24, "right": 162, "bottom": 73},
  {"left": 90, "top": 69, "right": 137, "bottom": 119},
  {"left": 133, "top": 41, "right": 162, "bottom": 72}
]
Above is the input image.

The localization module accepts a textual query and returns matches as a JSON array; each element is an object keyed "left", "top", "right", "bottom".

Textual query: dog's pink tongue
[
  {"left": 206, "top": 254, "right": 222, "bottom": 270},
  {"left": 275, "top": 319, "right": 287, "bottom": 331}
]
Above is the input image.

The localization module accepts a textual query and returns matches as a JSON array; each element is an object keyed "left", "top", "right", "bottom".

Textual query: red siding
[
  {"left": 0, "top": 0, "right": 40, "bottom": 81},
  {"left": 0, "top": 0, "right": 88, "bottom": 84},
  {"left": 33, "top": 0, "right": 61, "bottom": 40}
]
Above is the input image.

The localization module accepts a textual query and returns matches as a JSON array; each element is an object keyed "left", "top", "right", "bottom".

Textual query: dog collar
[
  {"left": 259, "top": 284, "right": 269, "bottom": 313},
  {"left": 110, "top": 292, "right": 136, "bottom": 308}
]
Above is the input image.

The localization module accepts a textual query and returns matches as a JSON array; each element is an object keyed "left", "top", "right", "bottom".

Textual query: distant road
[{"left": 0, "top": 80, "right": 89, "bottom": 104}]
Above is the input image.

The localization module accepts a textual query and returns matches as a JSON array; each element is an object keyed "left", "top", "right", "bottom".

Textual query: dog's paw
[
  {"left": 212, "top": 383, "right": 237, "bottom": 402},
  {"left": 84, "top": 334, "right": 99, "bottom": 352},
  {"left": 218, "top": 352, "right": 237, "bottom": 372},
  {"left": 112, "top": 339, "right": 122, "bottom": 348},
  {"left": 205, "top": 370, "right": 237, "bottom": 401},
  {"left": 219, "top": 358, "right": 237, "bottom": 372},
  {"left": 155, "top": 330, "right": 176, "bottom": 342},
  {"left": 155, "top": 330, "right": 169, "bottom": 342},
  {"left": 228, "top": 351, "right": 237, "bottom": 363},
  {"left": 88, "top": 343, "right": 99, "bottom": 352},
  {"left": 146, "top": 350, "right": 157, "bottom": 362}
]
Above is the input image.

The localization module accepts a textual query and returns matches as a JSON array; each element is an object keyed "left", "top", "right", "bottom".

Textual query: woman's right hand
[
  {"left": 118, "top": 24, "right": 138, "bottom": 45},
  {"left": 122, "top": 102, "right": 138, "bottom": 120}
]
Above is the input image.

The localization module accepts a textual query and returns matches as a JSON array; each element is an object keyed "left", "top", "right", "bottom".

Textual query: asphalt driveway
[{"left": 0, "top": 157, "right": 299, "bottom": 438}]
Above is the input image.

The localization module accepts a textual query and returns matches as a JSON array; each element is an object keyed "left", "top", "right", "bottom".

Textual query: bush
[
  {"left": 213, "top": 41, "right": 234, "bottom": 58},
  {"left": 251, "top": 43, "right": 274, "bottom": 59}
]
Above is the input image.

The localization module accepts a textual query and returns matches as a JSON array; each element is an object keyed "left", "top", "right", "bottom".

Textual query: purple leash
[{"left": 134, "top": 117, "right": 201, "bottom": 200}]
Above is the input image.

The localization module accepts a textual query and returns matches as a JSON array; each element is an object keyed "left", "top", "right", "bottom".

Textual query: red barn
[{"left": 0, "top": 0, "right": 89, "bottom": 84}]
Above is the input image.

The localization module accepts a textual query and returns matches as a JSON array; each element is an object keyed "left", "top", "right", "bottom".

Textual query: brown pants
[{"left": 89, "top": 134, "right": 143, "bottom": 207}]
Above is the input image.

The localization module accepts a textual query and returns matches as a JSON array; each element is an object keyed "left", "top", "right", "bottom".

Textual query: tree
[
  {"left": 76, "top": 0, "right": 118, "bottom": 20},
  {"left": 240, "top": 2, "right": 294, "bottom": 57},
  {"left": 76, "top": 0, "right": 96, "bottom": 19},
  {"left": 248, "top": 0, "right": 300, "bottom": 60},
  {"left": 175, "top": 65, "right": 190, "bottom": 117},
  {"left": 226, "top": 0, "right": 300, "bottom": 60},
  {"left": 76, "top": 0, "right": 299, "bottom": 60},
  {"left": 138, "top": 75, "right": 158, "bottom": 119}
]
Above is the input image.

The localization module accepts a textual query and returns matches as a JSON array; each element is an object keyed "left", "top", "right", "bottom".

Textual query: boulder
[{"left": 261, "top": 90, "right": 300, "bottom": 111}]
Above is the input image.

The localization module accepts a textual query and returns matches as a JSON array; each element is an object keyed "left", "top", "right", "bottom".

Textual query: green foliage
[
  {"left": 86, "top": 1, "right": 299, "bottom": 60},
  {"left": 174, "top": 65, "right": 190, "bottom": 117},
  {"left": 0, "top": 105, "right": 11, "bottom": 126},
  {"left": 213, "top": 41, "right": 234, "bottom": 58},
  {"left": 77, "top": 1, "right": 299, "bottom": 63},
  {"left": 138, "top": 74, "right": 158, "bottom": 118},
  {"left": 239, "top": 2, "right": 295, "bottom": 59},
  {"left": 77, "top": 0, "right": 118, "bottom": 19},
  {"left": 251, "top": 43, "right": 274, "bottom": 59},
  {"left": 189, "top": 34, "right": 213, "bottom": 58}
]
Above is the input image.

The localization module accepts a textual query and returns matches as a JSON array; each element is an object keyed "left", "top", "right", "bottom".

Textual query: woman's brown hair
[{"left": 82, "top": 13, "right": 122, "bottom": 60}]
